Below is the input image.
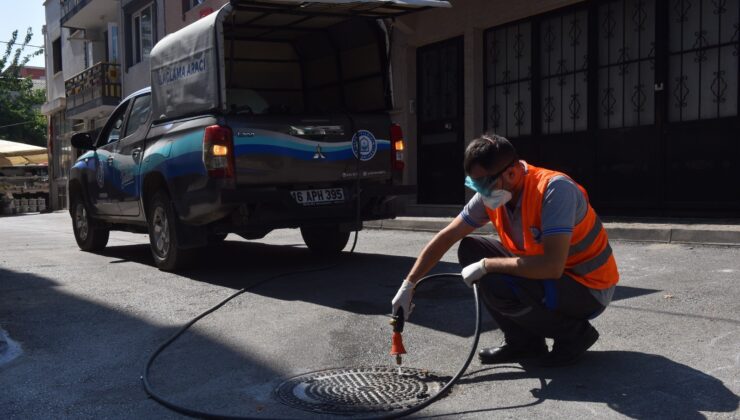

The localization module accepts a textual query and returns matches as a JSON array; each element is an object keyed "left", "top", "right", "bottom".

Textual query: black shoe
[
  {"left": 478, "top": 341, "right": 548, "bottom": 365},
  {"left": 541, "top": 326, "right": 599, "bottom": 367}
]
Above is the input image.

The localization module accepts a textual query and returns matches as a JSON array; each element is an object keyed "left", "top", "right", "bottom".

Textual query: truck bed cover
[{"left": 149, "top": 0, "right": 450, "bottom": 122}]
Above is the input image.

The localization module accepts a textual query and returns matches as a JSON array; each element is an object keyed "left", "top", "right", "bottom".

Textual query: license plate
[{"left": 290, "top": 188, "right": 345, "bottom": 206}]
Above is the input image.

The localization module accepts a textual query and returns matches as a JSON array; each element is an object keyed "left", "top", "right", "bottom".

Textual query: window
[
  {"left": 52, "top": 37, "right": 62, "bottom": 74},
  {"left": 84, "top": 40, "right": 90, "bottom": 69},
  {"left": 124, "top": 94, "right": 151, "bottom": 137},
  {"left": 108, "top": 23, "right": 120, "bottom": 63},
  {"left": 484, "top": 22, "right": 533, "bottom": 138},
  {"left": 105, "top": 114, "right": 125, "bottom": 145},
  {"left": 183, "top": 0, "right": 206, "bottom": 12},
  {"left": 540, "top": 9, "right": 589, "bottom": 134},
  {"left": 97, "top": 101, "right": 130, "bottom": 147},
  {"left": 132, "top": 4, "right": 153, "bottom": 64},
  {"left": 598, "top": 0, "right": 656, "bottom": 129},
  {"left": 483, "top": 9, "right": 590, "bottom": 137},
  {"left": 668, "top": 0, "right": 739, "bottom": 121}
]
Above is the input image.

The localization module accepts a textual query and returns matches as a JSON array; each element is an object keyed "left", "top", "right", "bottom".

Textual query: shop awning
[{"left": 0, "top": 139, "right": 48, "bottom": 166}]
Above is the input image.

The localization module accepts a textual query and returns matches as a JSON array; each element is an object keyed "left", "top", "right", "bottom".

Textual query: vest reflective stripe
[
  {"left": 570, "top": 244, "right": 614, "bottom": 276},
  {"left": 568, "top": 217, "right": 603, "bottom": 257},
  {"left": 485, "top": 162, "right": 619, "bottom": 289}
]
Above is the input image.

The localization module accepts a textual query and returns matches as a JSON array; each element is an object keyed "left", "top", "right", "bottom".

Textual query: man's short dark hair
[{"left": 463, "top": 132, "right": 519, "bottom": 174}]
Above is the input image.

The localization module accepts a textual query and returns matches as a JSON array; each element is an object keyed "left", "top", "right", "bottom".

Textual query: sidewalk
[{"left": 366, "top": 217, "right": 740, "bottom": 246}]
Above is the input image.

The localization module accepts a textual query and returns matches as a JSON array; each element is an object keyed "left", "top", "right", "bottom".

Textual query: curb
[{"left": 365, "top": 218, "right": 740, "bottom": 246}]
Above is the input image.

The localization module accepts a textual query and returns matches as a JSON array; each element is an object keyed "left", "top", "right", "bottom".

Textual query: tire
[
  {"left": 147, "top": 190, "right": 191, "bottom": 271},
  {"left": 71, "top": 195, "right": 109, "bottom": 252},
  {"left": 300, "top": 225, "right": 351, "bottom": 256}
]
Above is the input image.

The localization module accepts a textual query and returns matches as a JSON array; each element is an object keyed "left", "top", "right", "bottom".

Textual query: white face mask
[{"left": 481, "top": 189, "right": 512, "bottom": 209}]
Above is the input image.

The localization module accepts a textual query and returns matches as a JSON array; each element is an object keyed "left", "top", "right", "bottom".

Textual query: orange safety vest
[{"left": 485, "top": 163, "right": 619, "bottom": 289}]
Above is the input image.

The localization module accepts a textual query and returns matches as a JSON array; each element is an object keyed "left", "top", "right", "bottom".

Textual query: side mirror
[{"left": 71, "top": 132, "right": 95, "bottom": 150}]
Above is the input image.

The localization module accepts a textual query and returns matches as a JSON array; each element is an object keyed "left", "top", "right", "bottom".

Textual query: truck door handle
[
  {"left": 132, "top": 148, "right": 142, "bottom": 159},
  {"left": 107, "top": 156, "right": 115, "bottom": 163}
]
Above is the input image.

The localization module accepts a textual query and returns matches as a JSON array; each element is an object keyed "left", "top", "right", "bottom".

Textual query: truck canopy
[{"left": 149, "top": 0, "right": 450, "bottom": 121}]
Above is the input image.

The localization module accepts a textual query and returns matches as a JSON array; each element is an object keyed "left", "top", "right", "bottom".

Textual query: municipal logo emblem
[
  {"left": 529, "top": 226, "right": 542, "bottom": 243},
  {"left": 351, "top": 130, "right": 377, "bottom": 162}
]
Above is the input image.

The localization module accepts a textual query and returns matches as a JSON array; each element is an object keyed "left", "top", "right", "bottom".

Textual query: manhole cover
[{"left": 275, "top": 366, "right": 450, "bottom": 415}]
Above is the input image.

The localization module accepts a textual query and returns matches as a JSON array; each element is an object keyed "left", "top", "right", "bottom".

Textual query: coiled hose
[{"left": 141, "top": 271, "right": 481, "bottom": 419}]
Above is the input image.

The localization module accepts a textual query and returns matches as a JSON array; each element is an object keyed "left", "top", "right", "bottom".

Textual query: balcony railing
[
  {"left": 60, "top": 0, "right": 90, "bottom": 25},
  {"left": 65, "top": 62, "right": 122, "bottom": 119}
]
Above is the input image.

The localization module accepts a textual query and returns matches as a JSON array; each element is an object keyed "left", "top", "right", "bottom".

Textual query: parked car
[{"left": 68, "top": 0, "right": 448, "bottom": 270}]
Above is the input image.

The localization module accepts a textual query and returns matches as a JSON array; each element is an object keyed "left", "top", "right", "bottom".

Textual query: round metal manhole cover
[{"left": 275, "top": 366, "right": 450, "bottom": 415}]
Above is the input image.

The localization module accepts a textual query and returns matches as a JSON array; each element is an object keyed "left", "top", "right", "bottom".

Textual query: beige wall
[
  {"left": 164, "top": 0, "right": 229, "bottom": 34},
  {"left": 392, "top": 0, "right": 584, "bottom": 202},
  {"left": 43, "top": 0, "right": 65, "bottom": 104},
  {"left": 123, "top": 0, "right": 168, "bottom": 96}
]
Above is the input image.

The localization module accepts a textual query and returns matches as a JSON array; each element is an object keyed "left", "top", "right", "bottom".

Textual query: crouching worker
[{"left": 392, "top": 133, "right": 619, "bottom": 367}]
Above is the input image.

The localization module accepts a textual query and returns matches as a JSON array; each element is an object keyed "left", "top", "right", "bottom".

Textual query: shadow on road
[
  {"left": 431, "top": 351, "right": 740, "bottom": 419},
  {"left": 100, "top": 239, "right": 486, "bottom": 337},
  {"left": 0, "top": 267, "right": 301, "bottom": 418},
  {"left": 3, "top": 237, "right": 732, "bottom": 419},
  {"left": 99, "top": 239, "right": 663, "bottom": 338}
]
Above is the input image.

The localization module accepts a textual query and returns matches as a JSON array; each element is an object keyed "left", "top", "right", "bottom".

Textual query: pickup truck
[{"left": 68, "top": 0, "right": 449, "bottom": 270}]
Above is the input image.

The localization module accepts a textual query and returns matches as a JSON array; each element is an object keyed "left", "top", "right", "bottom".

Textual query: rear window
[{"left": 223, "top": 18, "right": 388, "bottom": 115}]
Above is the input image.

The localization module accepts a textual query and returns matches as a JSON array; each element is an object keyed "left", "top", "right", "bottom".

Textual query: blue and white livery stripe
[{"left": 234, "top": 137, "right": 390, "bottom": 161}]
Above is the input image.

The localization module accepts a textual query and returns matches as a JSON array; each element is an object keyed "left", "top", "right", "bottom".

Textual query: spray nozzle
[{"left": 390, "top": 307, "right": 407, "bottom": 373}]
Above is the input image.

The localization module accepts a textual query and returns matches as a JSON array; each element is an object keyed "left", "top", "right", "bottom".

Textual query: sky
[{"left": 0, "top": 1, "right": 46, "bottom": 69}]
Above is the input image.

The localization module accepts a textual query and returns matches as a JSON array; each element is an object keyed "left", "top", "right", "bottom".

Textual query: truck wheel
[
  {"left": 300, "top": 225, "right": 350, "bottom": 256},
  {"left": 147, "top": 191, "right": 191, "bottom": 271},
  {"left": 71, "top": 195, "right": 109, "bottom": 252}
]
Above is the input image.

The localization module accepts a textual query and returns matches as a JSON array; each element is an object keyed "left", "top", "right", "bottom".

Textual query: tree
[{"left": 0, "top": 28, "right": 47, "bottom": 147}]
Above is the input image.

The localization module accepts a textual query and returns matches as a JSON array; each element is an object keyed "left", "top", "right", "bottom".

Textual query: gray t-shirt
[{"left": 459, "top": 163, "right": 614, "bottom": 306}]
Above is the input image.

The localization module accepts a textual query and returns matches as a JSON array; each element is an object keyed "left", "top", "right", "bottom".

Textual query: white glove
[
  {"left": 461, "top": 259, "right": 487, "bottom": 288},
  {"left": 391, "top": 279, "right": 415, "bottom": 320}
]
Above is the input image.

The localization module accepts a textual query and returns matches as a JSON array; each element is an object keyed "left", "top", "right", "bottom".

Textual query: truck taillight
[
  {"left": 203, "top": 125, "right": 235, "bottom": 179},
  {"left": 390, "top": 123, "right": 405, "bottom": 172}
]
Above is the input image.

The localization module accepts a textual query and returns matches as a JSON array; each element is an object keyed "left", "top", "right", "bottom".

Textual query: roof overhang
[{"left": 229, "top": 0, "right": 451, "bottom": 20}]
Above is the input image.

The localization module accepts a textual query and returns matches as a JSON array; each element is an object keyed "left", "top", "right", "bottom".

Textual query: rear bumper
[
  {"left": 217, "top": 183, "right": 415, "bottom": 232},
  {"left": 221, "top": 183, "right": 414, "bottom": 203}
]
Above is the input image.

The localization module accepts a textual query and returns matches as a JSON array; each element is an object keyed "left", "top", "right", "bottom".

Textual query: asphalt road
[{"left": 1, "top": 212, "right": 738, "bottom": 419}]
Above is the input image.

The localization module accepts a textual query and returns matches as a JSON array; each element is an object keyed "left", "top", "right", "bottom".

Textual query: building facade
[
  {"left": 42, "top": 0, "right": 86, "bottom": 210},
  {"left": 19, "top": 66, "right": 47, "bottom": 91},
  {"left": 42, "top": 0, "right": 739, "bottom": 216},
  {"left": 393, "top": 0, "right": 739, "bottom": 217},
  {"left": 41, "top": 0, "right": 217, "bottom": 209}
]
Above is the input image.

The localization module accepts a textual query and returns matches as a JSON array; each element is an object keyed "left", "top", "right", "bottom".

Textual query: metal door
[
  {"left": 481, "top": 0, "right": 739, "bottom": 215},
  {"left": 88, "top": 144, "right": 117, "bottom": 215},
  {"left": 592, "top": 0, "right": 661, "bottom": 208},
  {"left": 416, "top": 37, "right": 465, "bottom": 205},
  {"left": 93, "top": 99, "right": 130, "bottom": 215},
  {"left": 663, "top": 0, "right": 740, "bottom": 212}
]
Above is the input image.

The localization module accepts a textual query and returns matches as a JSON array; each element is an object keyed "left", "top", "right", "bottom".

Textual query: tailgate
[{"left": 228, "top": 114, "right": 393, "bottom": 186}]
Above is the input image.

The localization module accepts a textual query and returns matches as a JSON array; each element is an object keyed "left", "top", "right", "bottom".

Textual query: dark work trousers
[{"left": 457, "top": 236, "right": 605, "bottom": 346}]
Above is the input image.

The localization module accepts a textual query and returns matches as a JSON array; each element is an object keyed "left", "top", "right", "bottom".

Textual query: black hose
[
  {"left": 141, "top": 272, "right": 480, "bottom": 419},
  {"left": 363, "top": 274, "right": 481, "bottom": 420},
  {"left": 140, "top": 264, "right": 339, "bottom": 420}
]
